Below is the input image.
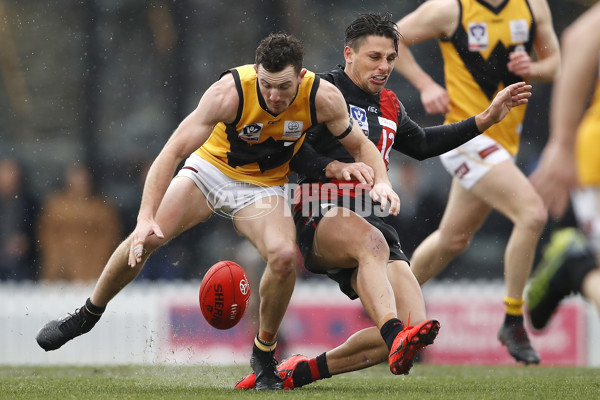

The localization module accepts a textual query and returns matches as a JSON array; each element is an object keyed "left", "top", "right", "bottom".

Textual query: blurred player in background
[
  {"left": 393, "top": 0, "right": 560, "bottom": 364},
  {"left": 35, "top": 32, "right": 399, "bottom": 391},
  {"left": 527, "top": 2, "right": 600, "bottom": 330},
  {"left": 236, "top": 12, "right": 532, "bottom": 390}
]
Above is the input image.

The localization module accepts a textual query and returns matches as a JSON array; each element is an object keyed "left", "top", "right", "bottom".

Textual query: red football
[{"left": 199, "top": 261, "right": 251, "bottom": 330}]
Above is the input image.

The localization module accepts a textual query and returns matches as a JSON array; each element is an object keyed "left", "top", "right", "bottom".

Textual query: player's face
[
  {"left": 255, "top": 64, "right": 304, "bottom": 115},
  {"left": 344, "top": 35, "right": 397, "bottom": 95}
]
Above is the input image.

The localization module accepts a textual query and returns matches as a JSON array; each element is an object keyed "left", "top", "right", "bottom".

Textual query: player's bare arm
[
  {"left": 395, "top": 0, "right": 459, "bottom": 114},
  {"left": 314, "top": 79, "right": 400, "bottom": 215},
  {"left": 129, "top": 74, "right": 240, "bottom": 266},
  {"left": 507, "top": 0, "right": 560, "bottom": 81}
]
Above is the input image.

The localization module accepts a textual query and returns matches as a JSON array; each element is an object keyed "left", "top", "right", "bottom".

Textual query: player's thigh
[
  {"left": 151, "top": 176, "right": 214, "bottom": 244},
  {"left": 233, "top": 195, "right": 296, "bottom": 260},
  {"left": 310, "top": 207, "right": 386, "bottom": 269},
  {"left": 438, "top": 179, "right": 491, "bottom": 239},
  {"left": 470, "top": 159, "right": 545, "bottom": 223}
]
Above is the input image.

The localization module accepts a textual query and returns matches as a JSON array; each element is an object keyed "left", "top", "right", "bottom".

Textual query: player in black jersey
[{"left": 235, "top": 13, "right": 532, "bottom": 390}]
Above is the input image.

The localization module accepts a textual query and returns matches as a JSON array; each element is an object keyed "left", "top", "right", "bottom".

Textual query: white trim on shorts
[
  {"left": 571, "top": 187, "right": 600, "bottom": 254},
  {"left": 176, "top": 153, "right": 286, "bottom": 216},
  {"left": 439, "top": 135, "right": 514, "bottom": 190}
]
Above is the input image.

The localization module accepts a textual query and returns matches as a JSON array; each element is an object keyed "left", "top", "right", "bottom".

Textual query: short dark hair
[
  {"left": 255, "top": 33, "right": 304, "bottom": 74},
  {"left": 345, "top": 13, "right": 399, "bottom": 53}
]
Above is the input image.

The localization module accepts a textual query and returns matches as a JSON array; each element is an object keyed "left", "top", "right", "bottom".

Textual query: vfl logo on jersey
[
  {"left": 468, "top": 22, "right": 488, "bottom": 51},
  {"left": 283, "top": 120, "right": 303, "bottom": 139},
  {"left": 349, "top": 104, "right": 369, "bottom": 135},
  {"left": 510, "top": 19, "right": 529, "bottom": 44},
  {"left": 239, "top": 123, "right": 263, "bottom": 142}
]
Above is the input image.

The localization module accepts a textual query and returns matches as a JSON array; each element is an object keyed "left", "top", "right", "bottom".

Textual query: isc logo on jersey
[
  {"left": 239, "top": 123, "right": 263, "bottom": 142},
  {"left": 349, "top": 104, "right": 369, "bottom": 135}
]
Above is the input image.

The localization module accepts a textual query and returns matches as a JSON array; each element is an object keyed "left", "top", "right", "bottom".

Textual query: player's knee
[
  {"left": 356, "top": 226, "right": 389, "bottom": 264},
  {"left": 266, "top": 242, "right": 297, "bottom": 279},
  {"left": 518, "top": 199, "right": 547, "bottom": 235},
  {"left": 439, "top": 232, "right": 471, "bottom": 255}
]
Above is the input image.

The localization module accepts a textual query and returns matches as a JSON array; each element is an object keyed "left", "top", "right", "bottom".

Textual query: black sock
[
  {"left": 565, "top": 253, "right": 597, "bottom": 294},
  {"left": 380, "top": 318, "right": 404, "bottom": 351},
  {"left": 504, "top": 314, "right": 523, "bottom": 327},
  {"left": 84, "top": 298, "right": 105, "bottom": 322},
  {"left": 315, "top": 352, "right": 331, "bottom": 379},
  {"left": 291, "top": 352, "right": 331, "bottom": 388}
]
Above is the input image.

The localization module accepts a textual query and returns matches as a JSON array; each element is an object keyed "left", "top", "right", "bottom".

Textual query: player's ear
[
  {"left": 298, "top": 68, "right": 307, "bottom": 83},
  {"left": 344, "top": 46, "right": 354, "bottom": 64},
  {"left": 253, "top": 64, "right": 259, "bottom": 73}
]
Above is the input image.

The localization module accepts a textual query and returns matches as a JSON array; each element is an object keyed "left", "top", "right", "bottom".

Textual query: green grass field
[{"left": 1, "top": 363, "right": 598, "bottom": 400}]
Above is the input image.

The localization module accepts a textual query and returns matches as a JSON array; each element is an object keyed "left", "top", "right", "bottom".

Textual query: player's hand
[
  {"left": 420, "top": 81, "right": 450, "bottom": 115},
  {"left": 507, "top": 50, "right": 534, "bottom": 79},
  {"left": 128, "top": 218, "right": 165, "bottom": 267},
  {"left": 325, "top": 160, "right": 374, "bottom": 185},
  {"left": 530, "top": 142, "right": 577, "bottom": 219},
  {"left": 369, "top": 182, "right": 401, "bottom": 216},
  {"left": 483, "top": 82, "right": 532, "bottom": 126}
]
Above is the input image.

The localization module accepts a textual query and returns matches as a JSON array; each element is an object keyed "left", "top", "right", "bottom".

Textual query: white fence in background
[{"left": 1, "top": 280, "right": 598, "bottom": 366}]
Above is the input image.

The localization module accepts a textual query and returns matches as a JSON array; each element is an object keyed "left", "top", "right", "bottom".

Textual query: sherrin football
[{"left": 199, "top": 261, "right": 251, "bottom": 330}]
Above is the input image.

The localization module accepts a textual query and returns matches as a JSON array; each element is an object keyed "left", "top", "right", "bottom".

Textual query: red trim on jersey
[{"left": 375, "top": 89, "right": 400, "bottom": 168}]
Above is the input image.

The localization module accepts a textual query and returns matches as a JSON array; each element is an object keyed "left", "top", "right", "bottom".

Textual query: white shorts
[
  {"left": 177, "top": 153, "right": 286, "bottom": 216},
  {"left": 439, "top": 135, "right": 514, "bottom": 190},
  {"left": 571, "top": 187, "right": 600, "bottom": 254}
]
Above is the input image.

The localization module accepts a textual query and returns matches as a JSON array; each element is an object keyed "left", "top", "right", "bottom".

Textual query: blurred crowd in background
[{"left": 0, "top": 0, "right": 592, "bottom": 283}]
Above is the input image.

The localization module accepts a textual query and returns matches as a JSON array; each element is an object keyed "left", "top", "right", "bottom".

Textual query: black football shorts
[{"left": 293, "top": 194, "right": 409, "bottom": 299}]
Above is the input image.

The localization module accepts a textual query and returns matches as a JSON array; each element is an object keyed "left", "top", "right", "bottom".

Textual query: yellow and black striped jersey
[
  {"left": 440, "top": 0, "right": 535, "bottom": 155},
  {"left": 197, "top": 64, "right": 320, "bottom": 186}
]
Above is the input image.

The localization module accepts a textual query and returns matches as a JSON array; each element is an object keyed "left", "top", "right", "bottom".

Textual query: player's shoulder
[
  {"left": 404, "top": 0, "right": 460, "bottom": 37},
  {"left": 526, "top": 0, "right": 552, "bottom": 23},
  {"left": 212, "top": 69, "right": 237, "bottom": 92},
  {"left": 314, "top": 77, "right": 344, "bottom": 104},
  {"left": 418, "top": 0, "right": 460, "bottom": 17},
  {"left": 197, "top": 71, "right": 239, "bottom": 122}
]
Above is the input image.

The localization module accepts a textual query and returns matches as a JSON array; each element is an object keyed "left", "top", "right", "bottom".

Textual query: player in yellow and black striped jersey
[
  {"left": 438, "top": 0, "right": 534, "bottom": 155},
  {"left": 196, "top": 64, "right": 318, "bottom": 186},
  {"left": 528, "top": 2, "right": 600, "bottom": 331},
  {"left": 34, "top": 32, "right": 401, "bottom": 391},
  {"left": 394, "top": 0, "right": 560, "bottom": 365}
]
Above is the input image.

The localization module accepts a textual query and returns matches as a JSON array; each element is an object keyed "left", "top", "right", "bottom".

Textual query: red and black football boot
[
  {"left": 388, "top": 319, "right": 440, "bottom": 375},
  {"left": 236, "top": 354, "right": 309, "bottom": 390}
]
